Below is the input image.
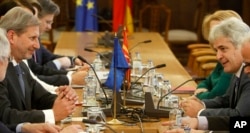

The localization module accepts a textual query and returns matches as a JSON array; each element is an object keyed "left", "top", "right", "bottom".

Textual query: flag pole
[
  {"left": 122, "top": 26, "right": 130, "bottom": 107},
  {"left": 107, "top": 33, "right": 123, "bottom": 125}
]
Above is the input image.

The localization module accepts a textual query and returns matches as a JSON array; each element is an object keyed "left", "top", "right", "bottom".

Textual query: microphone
[
  {"left": 129, "top": 63, "right": 166, "bottom": 90},
  {"left": 156, "top": 77, "right": 205, "bottom": 110},
  {"left": 84, "top": 48, "right": 111, "bottom": 68},
  {"left": 92, "top": 14, "right": 122, "bottom": 47},
  {"left": 129, "top": 40, "right": 152, "bottom": 51},
  {"left": 82, "top": 119, "right": 117, "bottom": 133},
  {"left": 125, "top": 64, "right": 166, "bottom": 105},
  {"left": 77, "top": 55, "right": 110, "bottom": 106},
  {"left": 143, "top": 77, "right": 202, "bottom": 118}
]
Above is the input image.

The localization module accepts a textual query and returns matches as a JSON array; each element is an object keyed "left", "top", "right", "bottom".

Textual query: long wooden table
[{"left": 54, "top": 32, "right": 197, "bottom": 133}]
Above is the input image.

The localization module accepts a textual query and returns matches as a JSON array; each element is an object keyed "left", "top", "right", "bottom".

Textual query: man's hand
[
  {"left": 71, "top": 70, "right": 88, "bottom": 85},
  {"left": 76, "top": 63, "right": 90, "bottom": 71},
  {"left": 53, "top": 92, "right": 75, "bottom": 121},
  {"left": 162, "top": 117, "right": 199, "bottom": 129},
  {"left": 60, "top": 124, "right": 84, "bottom": 133},
  {"left": 74, "top": 58, "right": 84, "bottom": 66},
  {"left": 56, "top": 86, "right": 78, "bottom": 102},
  {"left": 21, "top": 123, "right": 61, "bottom": 133},
  {"left": 180, "top": 97, "right": 204, "bottom": 117}
]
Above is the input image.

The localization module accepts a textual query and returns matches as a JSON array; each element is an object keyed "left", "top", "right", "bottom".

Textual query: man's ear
[{"left": 6, "top": 30, "right": 15, "bottom": 45}]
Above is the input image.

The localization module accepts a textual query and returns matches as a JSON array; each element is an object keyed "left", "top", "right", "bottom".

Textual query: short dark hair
[{"left": 37, "top": 0, "right": 60, "bottom": 18}]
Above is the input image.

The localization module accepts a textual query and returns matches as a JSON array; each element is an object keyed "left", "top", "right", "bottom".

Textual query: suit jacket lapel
[
  {"left": 8, "top": 63, "right": 27, "bottom": 108},
  {"left": 19, "top": 62, "right": 32, "bottom": 109}
]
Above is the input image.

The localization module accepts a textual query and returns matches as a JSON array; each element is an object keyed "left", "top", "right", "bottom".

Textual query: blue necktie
[{"left": 15, "top": 65, "right": 25, "bottom": 97}]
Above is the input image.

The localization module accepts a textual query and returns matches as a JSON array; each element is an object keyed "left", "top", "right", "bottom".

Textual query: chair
[
  {"left": 138, "top": 4, "right": 171, "bottom": 42},
  {"left": 168, "top": 0, "right": 205, "bottom": 45},
  {"left": 39, "top": 28, "right": 62, "bottom": 52},
  {"left": 186, "top": 48, "right": 216, "bottom": 77},
  {"left": 200, "top": 62, "right": 217, "bottom": 77}
]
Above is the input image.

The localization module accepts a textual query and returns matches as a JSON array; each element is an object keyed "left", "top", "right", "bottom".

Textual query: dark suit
[
  {"left": 0, "top": 61, "right": 57, "bottom": 125},
  {"left": 34, "top": 44, "right": 73, "bottom": 70},
  {"left": 200, "top": 69, "right": 250, "bottom": 117},
  {"left": 0, "top": 122, "right": 13, "bottom": 133},
  {"left": 207, "top": 116, "right": 229, "bottom": 131},
  {"left": 27, "top": 59, "right": 69, "bottom": 86}
]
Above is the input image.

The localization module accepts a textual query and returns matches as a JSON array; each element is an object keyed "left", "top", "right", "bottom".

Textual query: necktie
[
  {"left": 15, "top": 65, "right": 25, "bottom": 97},
  {"left": 32, "top": 52, "right": 37, "bottom": 63},
  {"left": 233, "top": 77, "right": 240, "bottom": 105}
]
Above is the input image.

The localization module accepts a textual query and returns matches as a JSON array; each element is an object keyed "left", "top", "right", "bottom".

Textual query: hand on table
[{"left": 180, "top": 96, "right": 205, "bottom": 117}]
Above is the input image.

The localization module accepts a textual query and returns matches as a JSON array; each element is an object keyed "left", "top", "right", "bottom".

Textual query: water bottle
[
  {"left": 132, "top": 52, "right": 142, "bottom": 77},
  {"left": 84, "top": 76, "right": 97, "bottom": 106},
  {"left": 169, "top": 101, "right": 182, "bottom": 129},
  {"left": 144, "top": 60, "right": 155, "bottom": 86},
  {"left": 93, "top": 54, "right": 104, "bottom": 71}
]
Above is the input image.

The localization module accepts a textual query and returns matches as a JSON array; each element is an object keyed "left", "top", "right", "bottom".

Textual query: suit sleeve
[
  {"left": 207, "top": 116, "right": 229, "bottom": 131},
  {"left": 27, "top": 59, "right": 69, "bottom": 86},
  {"left": 0, "top": 62, "right": 57, "bottom": 125},
  {"left": 200, "top": 73, "right": 250, "bottom": 117}
]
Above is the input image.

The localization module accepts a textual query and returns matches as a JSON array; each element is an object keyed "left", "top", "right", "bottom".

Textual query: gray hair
[
  {"left": 37, "top": 0, "right": 60, "bottom": 18},
  {"left": 0, "top": 28, "right": 10, "bottom": 61},
  {"left": 208, "top": 17, "right": 250, "bottom": 49},
  {"left": 0, "top": 6, "right": 40, "bottom": 35}
]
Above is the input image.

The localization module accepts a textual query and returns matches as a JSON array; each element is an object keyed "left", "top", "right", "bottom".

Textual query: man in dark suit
[
  {"left": 162, "top": 17, "right": 250, "bottom": 133},
  {"left": 163, "top": 18, "right": 250, "bottom": 133},
  {"left": 32, "top": 0, "right": 84, "bottom": 71},
  {"left": 0, "top": 6, "right": 78, "bottom": 127},
  {"left": 0, "top": 0, "right": 89, "bottom": 87},
  {"left": 0, "top": 21, "right": 83, "bottom": 132},
  {"left": 180, "top": 17, "right": 250, "bottom": 117}
]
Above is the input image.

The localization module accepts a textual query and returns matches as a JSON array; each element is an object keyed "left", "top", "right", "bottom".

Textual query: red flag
[
  {"left": 122, "top": 27, "right": 131, "bottom": 89},
  {"left": 113, "top": 0, "right": 134, "bottom": 34}
]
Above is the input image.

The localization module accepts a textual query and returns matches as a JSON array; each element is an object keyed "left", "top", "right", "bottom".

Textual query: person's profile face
[
  {"left": 9, "top": 26, "right": 40, "bottom": 62},
  {"left": 213, "top": 36, "right": 243, "bottom": 73},
  {"left": 39, "top": 14, "right": 54, "bottom": 34}
]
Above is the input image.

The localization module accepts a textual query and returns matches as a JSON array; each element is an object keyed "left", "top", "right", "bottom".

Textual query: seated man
[
  {"left": 34, "top": 0, "right": 84, "bottom": 70},
  {"left": 0, "top": 6, "right": 77, "bottom": 126},
  {"left": 0, "top": 0, "right": 89, "bottom": 87},
  {"left": 162, "top": 17, "right": 250, "bottom": 133},
  {"left": 180, "top": 18, "right": 250, "bottom": 117},
  {"left": 0, "top": 26, "right": 83, "bottom": 133},
  {"left": 194, "top": 10, "right": 242, "bottom": 99}
]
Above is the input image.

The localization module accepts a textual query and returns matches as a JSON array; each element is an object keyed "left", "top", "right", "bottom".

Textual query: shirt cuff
[
  {"left": 16, "top": 123, "right": 23, "bottom": 133},
  {"left": 16, "top": 122, "right": 30, "bottom": 133},
  {"left": 197, "top": 101, "right": 206, "bottom": 116},
  {"left": 66, "top": 71, "right": 73, "bottom": 85},
  {"left": 53, "top": 59, "right": 61, "bottom": 70},
  {"left": 197, "top": 108, "right": 205, "bottom": 116},
  {"left": 197, "top": 116, "right": 208, "bottom": 130},
  {"left": 43, "top": 109, "right": 55, "bottom": 124}
]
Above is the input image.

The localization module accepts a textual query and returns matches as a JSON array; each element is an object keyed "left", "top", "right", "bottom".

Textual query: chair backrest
[
  {"left": 138, "top": 4, "right": 171, "bottom": 42},
  {"left": 193, "top": 0, "right": 206, "bottom": 42}
]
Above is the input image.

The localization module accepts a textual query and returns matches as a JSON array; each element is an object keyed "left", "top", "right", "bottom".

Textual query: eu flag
[
  {"left": 105, "top": 36, "right": 129, "bottom": 91},
  {"left": 75, "top": 0, "right": 98, "bottom": 31}
]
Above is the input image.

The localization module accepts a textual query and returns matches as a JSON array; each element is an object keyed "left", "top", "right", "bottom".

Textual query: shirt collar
[{"left": 235, "top": 63, "right": 244, "bottom": 78}]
